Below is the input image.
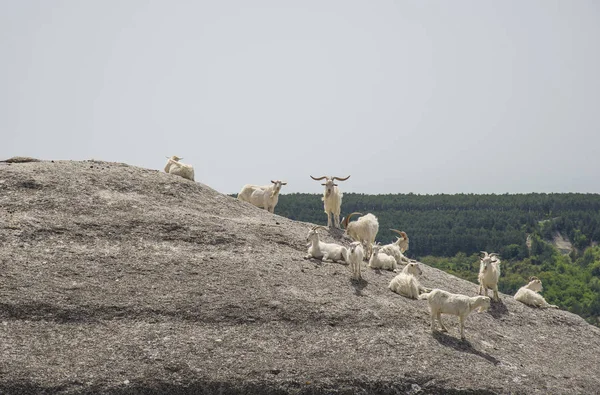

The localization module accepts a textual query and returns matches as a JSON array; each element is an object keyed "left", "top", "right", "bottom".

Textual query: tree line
[
  {"left": 272, "top": 192, "right": 600, "bottom": 326},
  {"left": 274, "top": 192, "right": 600, "bottom": 259}
]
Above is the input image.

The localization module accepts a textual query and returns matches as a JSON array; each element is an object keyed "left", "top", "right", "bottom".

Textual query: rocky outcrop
[{"left": 1, "top": 160, "right": 599, "bottom": 394}]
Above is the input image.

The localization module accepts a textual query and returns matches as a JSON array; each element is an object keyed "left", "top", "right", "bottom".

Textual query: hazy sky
[{"left": 2, "top": 1, "right": 599, "bottom": 195}]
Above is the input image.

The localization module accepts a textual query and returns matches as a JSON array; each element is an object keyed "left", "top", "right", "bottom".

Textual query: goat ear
[
  {"left": 321, "top": 183, "right": 326, "bottom": 186},
  {"left": 333, "top": 183, "right": 338, "bottom": 186},
  {"left": 281, "top": 182, "right": 287, "bottom": 185}
]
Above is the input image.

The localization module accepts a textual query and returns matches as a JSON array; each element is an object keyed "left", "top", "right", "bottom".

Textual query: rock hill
[{"left": 1, "top": 159, "right": 599, "bottom": 394}]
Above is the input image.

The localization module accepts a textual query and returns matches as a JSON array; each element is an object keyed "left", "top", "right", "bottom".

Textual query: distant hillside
[
  {"left": 275, "top": 193, "right": 600, "bottom": 327},
  {"left": 275, "top": 192, "right": 600, "bottom": 259},
  {"left": 2, "top": 160, "right": 600, "bottom": 394}
]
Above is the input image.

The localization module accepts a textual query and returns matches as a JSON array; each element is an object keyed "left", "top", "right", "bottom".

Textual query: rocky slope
[{"left": 1, "top": 159, "right": 599, "bottom": 394}]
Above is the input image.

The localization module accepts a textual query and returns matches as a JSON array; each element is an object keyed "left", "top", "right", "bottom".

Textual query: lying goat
[
  {"left": 388, "top": 262, "right": 429, "bottom": 299},
  {"left": 368, "top": 243, "right": 398, "bottom": 271},
  {"left": 514, "top": 277, "right": 558, "bottom": 309},
  {"left": 238, "top": 180, "right": 286, "bottom": 213},
  {"left": 305, "top": 226, "right": 348, "bottom": 263},
  {"left": 381, "top": 229, "right": 410, "bottom": 264},
  {"left": 164, "top": 155, "right": 195, "bottom": 181}
]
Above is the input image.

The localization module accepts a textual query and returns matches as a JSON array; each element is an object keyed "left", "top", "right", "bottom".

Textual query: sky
[{"left": 1, "top": 1, "right": 599, "bottom": 195}]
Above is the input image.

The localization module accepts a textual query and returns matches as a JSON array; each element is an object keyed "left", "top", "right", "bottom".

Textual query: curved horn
[
  {"left": 489, "top": 253, "right": 499, "bottom": 258},
  {"left": 310, "top": 175, "right": 328, "bottom": 181},
  {"left": 480, "top": 251, "right": 490, "bottom": 258},
  {"left": 529, "top": 276, "right": 539, "bottom": 282},
  {"left": 342, "top": 212, "right": 363, "bottom": 229},
  {"left": 332, "top": 175, "right": 351, "bottom": 181},
  {"left": 390, "top": 229, "right": 406, "bottom": 238},
  {"left": 311, "top": 225, "right": 328, "bottom": 231}
]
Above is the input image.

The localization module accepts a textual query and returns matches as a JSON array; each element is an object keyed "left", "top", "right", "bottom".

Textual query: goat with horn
[
  {"left": 310, "top": 175, "right": 350, "bottom": 228},
  {"left": 164, "top": 155, "right": 195, "bottom": 181},
  {"left": 478, "top": 251, "right": 502, "bottom": 302},
  {"left": 238, "top": 180, "right": 287, "bottom": 213},
  {"left": 380, "top": 229, "right": 411, "bottom": 265},
  {"left": 514, "top": 276, "right": 559, "bottom": 309},
  {"left": 342, "top": 211, "right": 379, "bottom": 260}
]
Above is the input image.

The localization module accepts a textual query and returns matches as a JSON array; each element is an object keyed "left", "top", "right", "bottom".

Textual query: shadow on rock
[
  {"left": 0, "top": 302, "right": 213, "bottom": 324},
  {"left": 351, "top": 278, "right": 368, "bottom": 296},
  {"left": 432, "top": 331, "right": 500, "bottom": 365},
  {"left": 487, "top": 299, "right": 509, "bottom": 319},
  {"left": 328, "top": 227, "right": 351, "bottom": 241}
]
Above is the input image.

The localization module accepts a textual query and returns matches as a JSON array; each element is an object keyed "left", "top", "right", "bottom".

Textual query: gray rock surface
[{"left": 1, "top": 159, "right": 599, "bottom": 394}]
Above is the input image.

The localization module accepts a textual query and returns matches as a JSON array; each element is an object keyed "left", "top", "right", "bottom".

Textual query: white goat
[
  {"left": 342, "top": 212, "right": 379, "bottom": 259},
  {"left": 368, "top": 243, "right": 398, "bottom": 271},
  {"left": 348, "top": 241, "right": 365, "bottom": 281},
  {"left": 419, "top": 289, "right": 491, "bottom": 340},
  {"left": 478, "top": 251, "right": 501, "bottom": 302},
  {"left": 388, "top": 262, "right": 430, "bottom": 299},
  {"left": 164, "top": 155, "right": 195, "bottom": 181},
  {"left": 310, "top": 175, "right": 350, "bottom": 228},
  {"left": 238, "top": 180, "right": 287, "bottom": 213},
  {"left": 514, "top": 277, "right": 558, "bottom": 309},
  {"left": 381, "top": 229, "right": 411, "bottom": 264},
  {"left": 305, "top": 226, "right": 349, "bottom": 263}
]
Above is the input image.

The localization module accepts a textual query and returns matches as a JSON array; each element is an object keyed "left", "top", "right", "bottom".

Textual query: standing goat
[
  {"left": 164, "top": 155, "right": 195, "bottom": 181},
  {"left": 478, "top": 251, "right": 501, "bottom": 302},
  {"left": 388, "top": 262, "right": 429, "bottom": 299},
  {"left": 305, "top": 226, "right": 349, "bottom": 263},
  {"left": 514, "top": 277, "right": 558, "bottom": 309},
  {"left": 381, "top": 229, "right": 410, "bottom": 264},
  {"left": 348, "top": 241, "right": 365, "bottom": 281},
  {"left": 342, "top": 212, "right": 379, "bottom": 260},
  {"left": 419, "top": 289, "right": 491, "bottom": 340},
  {"left": 238, "top": 180, "right": 287, "bottom": 213},
  {"left": 310, "top": 175, "right": 350, "bottom": 228}
]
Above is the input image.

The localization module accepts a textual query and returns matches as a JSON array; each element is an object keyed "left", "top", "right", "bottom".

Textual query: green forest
[{"left": 271, "top": 192, "right": 600, "bottom": 326}]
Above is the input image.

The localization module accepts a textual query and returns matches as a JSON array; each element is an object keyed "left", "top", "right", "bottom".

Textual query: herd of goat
[{"left": 164, "top": 156, "right": 560, "bottom": 340}]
